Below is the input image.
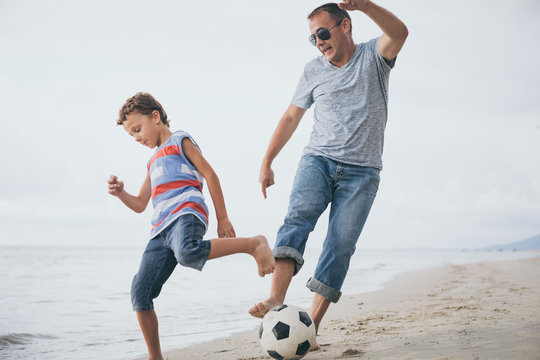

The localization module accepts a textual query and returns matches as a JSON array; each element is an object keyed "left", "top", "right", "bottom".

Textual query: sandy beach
[{"left": 149, "top": 255, "right": 540, "bottom": 360}]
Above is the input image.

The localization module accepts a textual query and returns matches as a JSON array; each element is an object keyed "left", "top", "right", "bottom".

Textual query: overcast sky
[{"left": 1, "top": 0, "right": 538, "bottom": 249}]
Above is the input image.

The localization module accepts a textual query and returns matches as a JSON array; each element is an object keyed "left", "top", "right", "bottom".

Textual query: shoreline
[{"left": 139, "top": 255, "right": 540, "bottom": 360}]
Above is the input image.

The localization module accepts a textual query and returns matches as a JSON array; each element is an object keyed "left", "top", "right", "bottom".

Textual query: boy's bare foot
[
  {"left": 251, "top": 235, "right": 276, "bottom": 277},
  {"left": 248, "top": 299, "right": 282, "bottom": 318},
  {"left": 310, "top": 340, "right": 320, "bottom": 351}
]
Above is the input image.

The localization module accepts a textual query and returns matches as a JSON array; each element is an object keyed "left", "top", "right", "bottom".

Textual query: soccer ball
[{"left": 259, "top": 304, "right": 316, "bottom": 360}]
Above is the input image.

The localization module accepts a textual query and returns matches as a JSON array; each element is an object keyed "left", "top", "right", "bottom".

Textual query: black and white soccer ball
[{"left": 259, "top": 304, "right": 316, "bottom": 360}]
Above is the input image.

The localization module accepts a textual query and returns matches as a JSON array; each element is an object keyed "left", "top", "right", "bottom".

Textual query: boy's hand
[
  {"left": 108, "top": 175, "right": 125, "bottom": 197},
  {"left": 217, "top": 218, "right": 236, "bottom": 238}
]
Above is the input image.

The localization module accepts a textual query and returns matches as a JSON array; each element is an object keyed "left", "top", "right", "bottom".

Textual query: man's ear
[{"left": 342, "top": 18, "right": 351, "bottom": 33}]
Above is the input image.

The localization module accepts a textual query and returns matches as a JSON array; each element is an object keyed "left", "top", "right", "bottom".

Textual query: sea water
[{"left": 0, "top": 245, "right": 537, "bottom": 360}]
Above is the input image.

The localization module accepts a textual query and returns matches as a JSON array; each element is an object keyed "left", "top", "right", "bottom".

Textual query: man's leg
[
  {"left": 306, "top": 164, "right": 380, "bottom": 348},
  {"left": 309, "top": 166, "right": 379, "bottom": 297},
  {"left": 136, "top": 310, "right": 163, "bottom": 360},
  {"left": 249, "top": 155, "right": 332, "bottom": 318},
  {"left": 309, "top": 293, "right": 331, "bottom": 350},
  {"left": 249, "top": 258, "right": 295, "bottom": 317}
]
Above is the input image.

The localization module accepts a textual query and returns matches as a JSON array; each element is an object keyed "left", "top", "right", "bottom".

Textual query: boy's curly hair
[{"left": 118, "top": 92, "right": 169, "bottom": 127}]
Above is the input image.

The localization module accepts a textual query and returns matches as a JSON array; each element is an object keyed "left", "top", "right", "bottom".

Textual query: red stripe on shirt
[
  {"left": 170, "top": 202, "right": 208, "bottom": 221},
  {"left": 151, "top": 180, "right": 202, "bottom": 199},
  {"left": 147, "top": 145, "right": 181, "bottom": 170},
  {"left": 151, "top": 202, "right": 209, "bottom": 230}
]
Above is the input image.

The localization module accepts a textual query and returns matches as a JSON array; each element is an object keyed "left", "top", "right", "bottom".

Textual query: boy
[{"left": 108, "top": 92, "right": 276, "bottom": 360}]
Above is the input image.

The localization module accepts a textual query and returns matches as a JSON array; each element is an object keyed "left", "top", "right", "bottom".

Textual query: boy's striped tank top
[{"left": 147, "top": 131, "right": 208, "bottom": 239}]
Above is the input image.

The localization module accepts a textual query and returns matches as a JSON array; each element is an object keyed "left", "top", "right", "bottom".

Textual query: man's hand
[
  {"left": 108, "top": 175, "right": 125, "bottom": 197},
  {"left": 217, "top": 218, "right": 236, "bottom": 238},
  {"left": 338, "top": 0, "right": 371, "bottom": 12},
  {"left": 259, "top": 165, "right": 275, "bottom": 199}
]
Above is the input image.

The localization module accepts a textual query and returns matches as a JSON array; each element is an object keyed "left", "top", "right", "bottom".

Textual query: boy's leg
[
  {"left": 208, "top": 235, "right": 276, "bottom": 276},
  {"left": 132, "top": 237, "right": 177, "bottom": 360},
  {"left": 168, "top": 215, "right": 276, "bottom": 276},
  {"left": 136, "top": 310, "right": 163, "bottom": 360}
]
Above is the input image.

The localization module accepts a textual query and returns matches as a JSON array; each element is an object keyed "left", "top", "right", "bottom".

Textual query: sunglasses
[{"left": 309, "top": 19, "right": 344, "bottom": 46}]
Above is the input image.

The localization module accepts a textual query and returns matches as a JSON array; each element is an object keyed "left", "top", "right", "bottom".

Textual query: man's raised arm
[{"left": 339, "top": 0, "right": 408, "bottom": 61}]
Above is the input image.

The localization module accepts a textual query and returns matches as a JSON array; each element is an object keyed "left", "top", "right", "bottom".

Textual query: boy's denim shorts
[
  {"left": 131, "top": 214, "right": 211, "bottom": 312},
  {"left": 274, "top": 155, "right": 380, "bottom": 303}
]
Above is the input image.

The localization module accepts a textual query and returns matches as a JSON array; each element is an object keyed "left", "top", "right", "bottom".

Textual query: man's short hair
[{"left": 308, "top": 3, "right": 352, "bottom": 32}]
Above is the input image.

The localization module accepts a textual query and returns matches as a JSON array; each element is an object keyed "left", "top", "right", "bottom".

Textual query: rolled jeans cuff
[
  {"left": 273, "top": 246, "right": 304, "bottom": 276},
  {"left": 306, "top": 277, "right": 342, "bottom": 303}
]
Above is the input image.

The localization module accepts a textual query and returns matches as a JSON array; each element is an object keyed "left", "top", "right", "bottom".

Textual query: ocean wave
[{"left": 0, "top": 333, "right": 55, "bottom": 349}]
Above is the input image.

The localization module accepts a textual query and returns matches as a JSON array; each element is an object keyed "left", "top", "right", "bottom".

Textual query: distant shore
[{"left": 142, "top": 255, "right": 540, "bottom": 360}]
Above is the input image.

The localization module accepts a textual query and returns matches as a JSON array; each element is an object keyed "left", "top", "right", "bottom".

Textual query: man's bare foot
[
  {"left": 248, "top": 299, "right": 281, "bottom": 318},
  {"left": 251, "top": 235, "right": 276, "bottom": 277},
  {"left": 310, "top": 340, "right": 320, "bottom": 351}
]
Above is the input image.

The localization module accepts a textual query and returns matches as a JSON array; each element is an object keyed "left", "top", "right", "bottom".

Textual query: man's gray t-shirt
[{"left": 292, "top": 37, "right": 395, "bottom": 170}]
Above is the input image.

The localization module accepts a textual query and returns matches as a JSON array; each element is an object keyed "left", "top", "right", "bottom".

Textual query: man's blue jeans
[{"left": 274, "top": 155, "right": 380, "bottom": 303}]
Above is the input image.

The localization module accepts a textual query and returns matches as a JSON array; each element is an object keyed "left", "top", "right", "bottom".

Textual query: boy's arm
[
  {"left": 108, "top": 173, "right": 151, "bottom": 213},
  {"left": 181, "top": 138, "right": 236, "bottom": 238}
]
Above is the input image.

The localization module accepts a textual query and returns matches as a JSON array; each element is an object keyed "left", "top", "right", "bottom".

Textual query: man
[{"left": 249, "top": 0, "right": 408, "bottom": 350}]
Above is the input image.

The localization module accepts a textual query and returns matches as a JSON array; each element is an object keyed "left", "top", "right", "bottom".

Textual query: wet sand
[{"left": 149, "top": 256, "right": 540, "bottom": 360}]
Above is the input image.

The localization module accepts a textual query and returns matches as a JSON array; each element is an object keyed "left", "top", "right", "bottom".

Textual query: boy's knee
[
  {"left": 131, "top": 274, "right": 153, "bottom": 311},
  {"left": 176, "top": 242, "right": 208, "bottom": 270}
]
